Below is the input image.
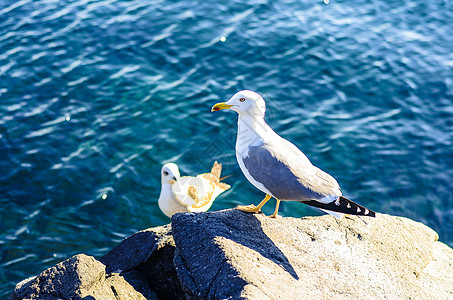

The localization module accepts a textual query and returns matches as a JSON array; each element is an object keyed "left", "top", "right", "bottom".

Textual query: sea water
[{"left": 1, "top": 0, "right": 452, "bottom": 295}]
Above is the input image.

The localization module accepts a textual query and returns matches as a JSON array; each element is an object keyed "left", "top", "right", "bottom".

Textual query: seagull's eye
[
  {"left": 239, "top": 98, "right": 246, "bottom": 102},
  {"left": 163, "top": 171, "right": 169, "bottom": 176}
]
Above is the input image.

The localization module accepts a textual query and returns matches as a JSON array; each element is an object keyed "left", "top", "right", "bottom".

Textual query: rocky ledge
[{"left": 10, "top": 209, "right": 453, "bottom": 299}]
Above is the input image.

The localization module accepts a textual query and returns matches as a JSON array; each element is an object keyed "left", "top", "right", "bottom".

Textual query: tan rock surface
[{"left": 172, "top": 210, "right": 453, "bottom": 299}]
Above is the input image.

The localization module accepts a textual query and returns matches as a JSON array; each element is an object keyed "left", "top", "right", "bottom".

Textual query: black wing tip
[
  {"left": 303, "top": 196, "right": 376, "bottom": 217},
  {"left": 340, "top": 196, "right": 376, "bottom": 217}
]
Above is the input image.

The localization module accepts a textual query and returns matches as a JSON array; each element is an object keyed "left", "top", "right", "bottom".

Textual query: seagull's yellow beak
[{"left": 211, "top": 102, "right": 233, "bottom": 112}]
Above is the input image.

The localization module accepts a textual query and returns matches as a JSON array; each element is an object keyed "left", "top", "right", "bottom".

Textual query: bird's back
[
  {"left": 171, "top": 174, "right": 230, "bottom": 212},
  {"left": 240, "top": 135, "right": 341, "bottom": 201}
]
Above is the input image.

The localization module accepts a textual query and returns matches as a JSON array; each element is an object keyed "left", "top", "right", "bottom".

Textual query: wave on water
[{"left": 1, "top": 0, "right": 452, "bottom": 296}]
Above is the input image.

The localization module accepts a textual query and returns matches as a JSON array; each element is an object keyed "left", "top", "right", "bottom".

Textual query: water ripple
[{"left": 1, "top": 0, "right": 452, "bottom": 296}]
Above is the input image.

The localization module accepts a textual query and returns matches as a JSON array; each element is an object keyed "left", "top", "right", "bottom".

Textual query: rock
[
  {"left": 9, "top": 254, "right": 156, "bottom": 300},
  {"left": 100, "top": 224, "right": 185, "bottom": 299},
  {"left": 101, "top": 225, "right": 173, "bottom": 274},
  {"left": 171, "top": 209, "right": 453, "bottom": 299},
  {"left": 105, "top": 271, "right": 157, "bottom": 300},
  {"left": 10, "top": 209, "right": 453, "bottom": 299}
]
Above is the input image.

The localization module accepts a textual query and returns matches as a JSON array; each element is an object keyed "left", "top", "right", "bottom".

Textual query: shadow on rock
[
  {"left": 100, "top": 225, "right": 184, "bottom": 299},
  {"left": 171, "top": 209, "right": 298, "bottom": 298},
  {"left": 219, "top": 211, "right": 299, "bottom": 280}
]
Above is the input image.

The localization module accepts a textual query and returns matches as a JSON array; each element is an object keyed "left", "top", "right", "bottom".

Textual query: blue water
[{"left": 1, "top": 0, "right": 452, "bottom": 296}]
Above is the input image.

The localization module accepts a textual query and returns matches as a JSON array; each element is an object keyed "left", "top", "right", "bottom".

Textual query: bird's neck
[
  {"left": 160, "top": 182, "right": 172, "bottom": 193},
  {"left": 237, "top": 114, "right": 274, "bottom": 146}
]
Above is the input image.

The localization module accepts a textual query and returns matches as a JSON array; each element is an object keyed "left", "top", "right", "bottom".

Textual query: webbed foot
[{"left": 236, "top": 204, "right": 262, "bottom": 213}]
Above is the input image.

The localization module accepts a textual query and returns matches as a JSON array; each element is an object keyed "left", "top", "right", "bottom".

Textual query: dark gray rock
[
  {"left": 101, "top": 225, "right": 173, "bottom": 274},
  {"left": 100, "top": 224, "right": 185, "bottom": 299},
  {"left": 9, "top": 254, "right": 156, "bottom": 299},
  {"left": 106, "top": 270, "right": 157, "bottom": 300},
  {"left": 171, "top": 210, "right": 276, "bottom": 299}
]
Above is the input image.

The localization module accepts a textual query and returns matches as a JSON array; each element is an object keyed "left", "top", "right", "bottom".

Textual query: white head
[
  {"left": 211, "top": 90, "right": 266, "bottom": 119},
  {"left": 161, "top": 163, "right": 180, "bottom": 184}
]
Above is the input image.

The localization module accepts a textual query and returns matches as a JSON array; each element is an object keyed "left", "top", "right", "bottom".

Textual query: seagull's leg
[
  {"left": 236, "top": 194, "right": 271, "bottom": 214},
  {"left": 254, "top": 194, "right": 272, "bottom": 211},
  {"left": 269, "top": 198, "right": 281, "bottom": 218}
]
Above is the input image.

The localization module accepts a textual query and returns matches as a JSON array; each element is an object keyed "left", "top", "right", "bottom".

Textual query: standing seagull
[{"left": 211, "top": 90, "right": 375, "bottom": 218}]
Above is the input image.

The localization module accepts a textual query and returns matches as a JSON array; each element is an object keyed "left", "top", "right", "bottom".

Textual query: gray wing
[{"left": 242, "top": 138, "right": 340, "bottom": 201}]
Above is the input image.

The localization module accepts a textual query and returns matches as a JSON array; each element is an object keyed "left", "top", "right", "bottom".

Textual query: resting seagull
[
  {"left": 211, "top": 90, "right": 375, "bottom": 218},
  {"left": 158, "top": 161, "right": 230, "bottom": 217}
]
